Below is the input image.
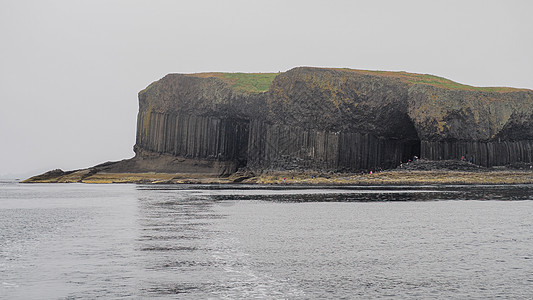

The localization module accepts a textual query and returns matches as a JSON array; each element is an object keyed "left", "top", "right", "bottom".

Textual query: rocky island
[{"left": 25, "top": 67, "right": 533, "bottom": 184}]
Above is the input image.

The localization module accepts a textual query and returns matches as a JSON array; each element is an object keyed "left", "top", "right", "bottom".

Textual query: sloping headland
[{"left": 24, "top": 67, "right": 533, "bottom": 184}]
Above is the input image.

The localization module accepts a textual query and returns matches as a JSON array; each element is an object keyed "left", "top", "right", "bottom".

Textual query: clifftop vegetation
[
  {"left": 185, "top": 68, "right": 529, "bottom": 94},
  {"left": 332, "top": 68, "right": 528, "bottom": 92},
  {"left": 188, "top": 72, "right": 278, "bottom": 93}
]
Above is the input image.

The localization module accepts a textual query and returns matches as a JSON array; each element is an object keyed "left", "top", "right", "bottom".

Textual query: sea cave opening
[{"left": 402, "top": 139, "right": 421, "bottom": 163}]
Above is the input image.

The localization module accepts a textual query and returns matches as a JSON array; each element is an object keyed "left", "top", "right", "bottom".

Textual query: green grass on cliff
[
  {"left": 189, "top": 72, "right": 278, "bottom": 93},
  {"left": 173, "top": 68, "right": 528, "bottom": 94},
  {"left": 337, "top": 68, "right": 525, "bottom": 92}
]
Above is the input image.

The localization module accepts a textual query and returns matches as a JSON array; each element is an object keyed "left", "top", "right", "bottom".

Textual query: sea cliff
[{"left": 24, "top": 67, "right": 533, "bottom": 184}]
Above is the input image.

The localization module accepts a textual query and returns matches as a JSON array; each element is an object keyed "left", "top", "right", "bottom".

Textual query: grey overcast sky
[{"left": 1, "top": 0, "right": 532, "bottom": 178}]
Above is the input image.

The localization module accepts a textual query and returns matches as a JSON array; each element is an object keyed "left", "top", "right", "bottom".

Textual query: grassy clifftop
[
  {"left": 332, "top": 68, "right": 528, "bottom": 92},
  {"left": 187, "top": 72, "right": 278, "bottom": 93},
  {"left": 185, "top": 68, "right": 529, "bottom": 94}
]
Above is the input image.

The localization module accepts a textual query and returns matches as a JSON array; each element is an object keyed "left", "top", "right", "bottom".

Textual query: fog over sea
[{"left": 1, "top": 182, "right": 533, "bottom": 299}]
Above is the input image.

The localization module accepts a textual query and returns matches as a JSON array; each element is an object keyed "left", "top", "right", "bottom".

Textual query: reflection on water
[
  {"left": 1, "top": 183, "right": 533, "bottom": 299},
  {"left": 139, "top": 183, "right": 533, "bottom": 202}
]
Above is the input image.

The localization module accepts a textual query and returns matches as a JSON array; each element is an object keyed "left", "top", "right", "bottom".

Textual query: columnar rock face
[
  {"left": 133, "top": 67, "right": 533, "bottom": 174},
  {"left": 408, "top": 84, "right": 533, "bottom": 165},
  {"left": 136, "top": 112, "right": 249, "bottom": 164}
]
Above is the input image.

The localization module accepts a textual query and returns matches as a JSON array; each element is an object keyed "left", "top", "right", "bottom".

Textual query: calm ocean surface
[{"left": 1, "top": 182, "right": 532, "bottom": 299}]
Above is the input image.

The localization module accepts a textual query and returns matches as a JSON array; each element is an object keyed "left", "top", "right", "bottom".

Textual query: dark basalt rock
[
  {"left": 395, "top": 159, "right": 486, "bottom": 172},
  {"left": 128, "top": 67, "right": 533, "bottom": 175},
  {"left": 23, "top": 169, "right": 73, "bottom": 182}
]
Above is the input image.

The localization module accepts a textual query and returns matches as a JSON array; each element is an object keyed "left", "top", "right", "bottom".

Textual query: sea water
[{"left": 1, "top": 182, "right": 532, "bottom": 299}]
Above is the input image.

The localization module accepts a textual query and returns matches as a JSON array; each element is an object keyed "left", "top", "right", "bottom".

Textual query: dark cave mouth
[
  {"left": 399, "top": 115, "right": 421, "bottom": 163},
  {"left": 402, "top": 139, "right": 421, "bottom": 162}
]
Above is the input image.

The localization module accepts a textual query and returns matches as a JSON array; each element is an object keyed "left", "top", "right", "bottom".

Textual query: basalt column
[
  {"left": 136, "top": 110, "right": 249, "bottom": 170},
  {"left": 247, "top": 121, "right": 420, "bottom": 172},
  {"left": 421, "top": 140, "right": 533, "bottom": 167},
  {"left": 409, "top": 84, "right": 533, "bottom": 167}
]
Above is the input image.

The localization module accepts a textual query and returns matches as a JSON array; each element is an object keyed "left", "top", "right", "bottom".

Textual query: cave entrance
[
  {"left": 402, "top": 139, "right": 421, "bottom": 162},
  {"left": 223, "top": 118, "right": 249, "bottom": 168},
  {"left": 396, "top": 114, "right": 421, "bottom": 163}
]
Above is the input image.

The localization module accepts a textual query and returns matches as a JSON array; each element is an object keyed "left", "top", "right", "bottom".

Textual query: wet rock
[{"left": 23, "top": 169, "right": 71, "bottom": 182}]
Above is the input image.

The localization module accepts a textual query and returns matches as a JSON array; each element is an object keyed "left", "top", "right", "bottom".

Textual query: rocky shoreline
[{"left": 22, "top": 159, "right": 533, "bottom": 185}]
